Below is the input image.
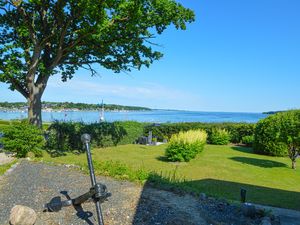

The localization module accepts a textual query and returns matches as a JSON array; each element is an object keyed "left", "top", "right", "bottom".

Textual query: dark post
[
  {"left": 81, "top": 134, "right": 104, "bottom": 225},
  {"left": 240, "top": 188, "right": 247, "bottom": 203}
]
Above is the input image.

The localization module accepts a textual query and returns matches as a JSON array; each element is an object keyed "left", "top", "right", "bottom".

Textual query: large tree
[{"left": 0, "top": 0, "right": 194, "bottom": 127}]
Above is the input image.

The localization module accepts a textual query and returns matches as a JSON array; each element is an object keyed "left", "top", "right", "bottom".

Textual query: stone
[
  {"left": 9, "top": 205, "right": 37, "bottom": 225},
  {"left": 148, "top": 131, "right": 152, "bottom": 145},
  {"left": 260, "top": 216, "right": 271, "bottom": 225},
  {"left": 199, "top": 193, "right": 207, "bottom": 200},
  {"left": 241, "top": 203, "right": 256, "bottom": 218}
]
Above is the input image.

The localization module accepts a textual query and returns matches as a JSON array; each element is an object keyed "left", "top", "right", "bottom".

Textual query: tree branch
[
  {"left": 17, "top": 6, "right": 37, "bottom": 44},
  {"left": 9, "top": 77, "right": 29, "bottom": 98}
]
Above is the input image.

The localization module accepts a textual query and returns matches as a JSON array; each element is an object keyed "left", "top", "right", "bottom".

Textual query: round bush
[
  {"left": 1, "top": 121, "right": 45, "bottom": 158},
  {"left": 209, "top": 128, "right": 230, "bottom": 145},
  {"left": 253, "top": 111, "right": 300, "bottom": 156},
  {"left": 165, "top": 130, "right": 207, "bottom": 162}
]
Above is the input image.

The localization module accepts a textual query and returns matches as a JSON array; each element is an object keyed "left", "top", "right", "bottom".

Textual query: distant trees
[{"left": 0, "top": 101, "right": 151, "bottom": 111}]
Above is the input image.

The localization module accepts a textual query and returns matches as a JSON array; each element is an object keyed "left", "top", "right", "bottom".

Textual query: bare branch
[{"left": 81, "top": 63, "right": 98, "bottom": 76}]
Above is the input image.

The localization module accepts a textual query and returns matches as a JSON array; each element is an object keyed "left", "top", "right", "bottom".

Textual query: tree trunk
[
  {"left": 292, "top": 160, "right": 296, "bottom": 169},
  {"left": 27, "top": 88, "right": 43, "bottom": 128}
]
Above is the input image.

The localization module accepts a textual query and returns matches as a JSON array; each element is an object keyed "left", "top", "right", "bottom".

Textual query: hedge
[
  {"left": 144, "top": 122, "right": 255, "bottom": 143},
  {"left": 46, "top": 121, "right": 146, "bottom": 152}
]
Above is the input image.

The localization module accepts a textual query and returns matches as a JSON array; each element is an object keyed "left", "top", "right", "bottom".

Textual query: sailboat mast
[{"left": 100, "top": 100, "right": 105, "bottom": 122}]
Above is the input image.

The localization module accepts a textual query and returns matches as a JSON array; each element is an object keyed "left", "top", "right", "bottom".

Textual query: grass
[
  {"left": 38, "top": 144, "right": 300, "bottom": 210},
  {"left": 0, "top": 160, "right": 18, "bottom": 175}
]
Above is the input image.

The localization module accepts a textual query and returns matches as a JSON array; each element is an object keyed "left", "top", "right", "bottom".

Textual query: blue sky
[{"left": 1, "top": 0, "right": 300, "bottom": 112}]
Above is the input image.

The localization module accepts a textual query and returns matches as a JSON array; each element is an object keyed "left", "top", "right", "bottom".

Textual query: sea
[{"left": 0, "top": 110, "right": 268, "bottom": 123}]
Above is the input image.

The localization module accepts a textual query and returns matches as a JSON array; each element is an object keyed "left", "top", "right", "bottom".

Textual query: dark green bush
[
  {"left": 209, "top": 128, "right": 230, "bottom": 145},
  {"left": 241, "top": 135, "right": 254, "bottom": 147},
  {"left": 165, "top": 130, "right": 207, "bottom": 162},
  {"left": 253, "top": 113, "right": 290, "bottom": 156},
  {"left": 0, "top": 121, "right": 45, "bottom": 158},
  {"left": 46, "top": 121, "right": 145, "bottom": 152},
  {"left": 226, "top": 123, "right": 256, "bottom": 143},
  {"left": 253, "top": 110, "right": 300, "bottom": 163}
]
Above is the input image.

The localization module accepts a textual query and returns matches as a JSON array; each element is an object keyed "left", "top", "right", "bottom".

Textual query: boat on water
[{"left": 100, "top": 100, "right": 105, "bottom": 122}]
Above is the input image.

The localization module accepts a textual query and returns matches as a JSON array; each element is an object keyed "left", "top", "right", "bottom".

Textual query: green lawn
[{"left": 41, "top": 144, "right": 300, "bottom": 210}]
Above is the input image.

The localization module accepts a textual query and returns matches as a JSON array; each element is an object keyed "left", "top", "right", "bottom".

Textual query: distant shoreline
[{"left": 0, "top": 101, "right": 152, "bottom": 112}]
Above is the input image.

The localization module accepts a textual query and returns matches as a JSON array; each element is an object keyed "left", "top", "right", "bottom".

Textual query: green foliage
[
  {"left": 165, "top": 130, "right": 207, "bottom": 162},
  {"left": 209, "top": 128, "right": 230, "bottom": 145},
  {"left": 114, "top": 121, "right": 146, "bottom": 145},
  {"left": 144, "top": 122, "right": 255, "bottom": 143},
  {"left": 272, "top": 111, "right": 300, "bottom": 168},
  {"left": 254, "top": 110, "right": 300, "bottom": 158},
  {"left": 0, "top": 122, "right": 45, "bottom": 158},
  {"left": 46, "top": 121, "right": 146, "bottom": 152},
  {"left": 241, "top": 135, "right": 254, "bottom": 147},
  {"left": 254, "top": 114, "right": 288, "bottom": 156},
  {"left": 92, "top": 160, "right": 149, "bottom": 182}
]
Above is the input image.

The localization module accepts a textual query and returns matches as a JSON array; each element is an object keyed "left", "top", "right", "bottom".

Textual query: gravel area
[
  {"left": 0, "top": 160, "right": 278, "bottom": 225},
  {"left": 0, "top": 160, "right": 208, "bottom": 225}
]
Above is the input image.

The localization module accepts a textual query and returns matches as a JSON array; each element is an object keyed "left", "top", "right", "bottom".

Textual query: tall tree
[{"left": 0, "top": 0, "right": 194, "bottom": 127}]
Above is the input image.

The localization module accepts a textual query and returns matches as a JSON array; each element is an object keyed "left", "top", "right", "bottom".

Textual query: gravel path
[{"left": 0, "top": 160, "right": 208, "bottom": 225}]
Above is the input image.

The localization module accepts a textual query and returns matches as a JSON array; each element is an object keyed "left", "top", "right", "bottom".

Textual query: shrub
[
  {"left": 46, "top": 121, "right": 146, "bottom": 152},
  {"left": 165, "top": 130, "right": 207, "bottom": 162},
  {"left": 253, "top": 114, "right": 289, "bottom": 156},
  {"left": 241, "top": 135, "right": 254, "bottom": 147},
  {"left": 0, "top": 121, "right": 45, "bottom": 158},
  {"left": 254, "top": 110, "right": 300, "bottom": 167},
  {"left": 209, "top": 128, "right": 230, "bottom": 145}
]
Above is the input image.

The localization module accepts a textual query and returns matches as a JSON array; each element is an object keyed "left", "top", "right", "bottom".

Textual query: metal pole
[
  {"left": 82, "top": 134, "right": 104, "bottom": 225},
  {"left": 85, "top": 142, "right": 96, "bottom": 186}
]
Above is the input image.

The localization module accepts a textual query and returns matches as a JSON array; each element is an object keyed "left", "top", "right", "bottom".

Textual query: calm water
[{"left": 0, "top": 110, "right": 268, "bottom": 123}]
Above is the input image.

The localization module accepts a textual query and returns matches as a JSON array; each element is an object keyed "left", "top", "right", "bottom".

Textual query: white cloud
[{"left": 47, "top": 78, "right": 198, "bottom": 103}]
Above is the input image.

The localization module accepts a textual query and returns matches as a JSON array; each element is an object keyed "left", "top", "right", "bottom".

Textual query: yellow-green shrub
[
  {"left": 209, "top": 128, "right": 230, "bottom": 145},
  {"left": 165, "top": 130, "right": 207, "bottom": 162}
]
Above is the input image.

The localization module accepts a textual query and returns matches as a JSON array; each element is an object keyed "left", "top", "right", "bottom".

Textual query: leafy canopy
[{"left": 0, "top": 0, "right": 194, "bottom": 97}]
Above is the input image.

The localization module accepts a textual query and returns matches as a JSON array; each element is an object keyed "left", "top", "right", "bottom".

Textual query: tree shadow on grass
[
  {"left": 231, "top": 146, "right": 255, "bottom": 154},
  {"left": 230, "top": 156, "right": 288, "bottom": 168},
  {"left": 156, "top": 155, "right": 169, "bottom": 162}
]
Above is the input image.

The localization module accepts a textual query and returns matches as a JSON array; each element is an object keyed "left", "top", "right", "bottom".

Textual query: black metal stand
[{"left": 45, "top": 134, "right": 111, "bottom": 225}]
